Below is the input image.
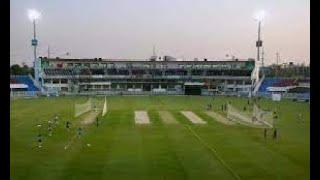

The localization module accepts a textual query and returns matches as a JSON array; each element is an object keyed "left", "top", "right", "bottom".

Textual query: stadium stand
[
  {"left": 258, "top": 78, "right": 281, "bottom": 92},
  {"left": 44, "top": 69, "right": 74, "bottom": 76},
  {"left": 257, "top": 76, "right": 310, "bottom": 102},
  {"left": 273, "top": 79, "right": 297, "bottom": 87},
  {"left": 35, "top": 57, "right": 256, "bottom": 95},
  {"left": 10, "top": 75, "right": 39, "bottom": 91}
]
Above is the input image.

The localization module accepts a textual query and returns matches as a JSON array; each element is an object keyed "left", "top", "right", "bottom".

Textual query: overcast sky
[{"left": 10, "top": 0, "right": 309, "bottom": 66}]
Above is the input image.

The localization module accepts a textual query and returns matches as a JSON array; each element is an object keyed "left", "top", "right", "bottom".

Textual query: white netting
[
  {"left": 227, "top": 104, "right": 273, "bottom": 128},
  {"left": 252, "top": 104, "right": 273, "bottom": 128},
  {"left": 74, "top": 98, "right": 93, "bottom": 117},
  {"left": 102, "top": 97, "right": 108, "bottom": 116},
  {"left": 227, "top": 104, "right": 252, "bottom": 124}
]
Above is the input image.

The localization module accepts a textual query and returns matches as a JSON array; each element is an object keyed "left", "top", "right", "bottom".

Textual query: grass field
[{"left": 10, "top": 96, "right": 310, "bottom": 180}]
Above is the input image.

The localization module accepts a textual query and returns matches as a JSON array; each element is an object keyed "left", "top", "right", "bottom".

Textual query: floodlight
[
  {"left": 254, "top": 10, "right": 266, "bottom": 21},
  {"left": 28, "top": 9, "right": 41, "bottom": 21}
]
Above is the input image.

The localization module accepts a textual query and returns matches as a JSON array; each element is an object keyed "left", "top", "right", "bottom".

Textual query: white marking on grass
[
  {"left": 186, "top": 125, "right": 241, "bottom": 180},
  {"left": 159, "top": 111, "right": 178, "bottom": 124},
  {"left": 205, "top": 111, "right": 235, "bottom": 125},
  {"left": 135, "top": 111, "right": 150, "bottom": 124},
  {"left": 181, "top": 111, "right": 206, "bottom": 124}
]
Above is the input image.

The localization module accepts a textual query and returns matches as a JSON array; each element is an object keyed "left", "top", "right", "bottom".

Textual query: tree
[{"left": 10, "top": 64, "right": 34, "bottom": 75}]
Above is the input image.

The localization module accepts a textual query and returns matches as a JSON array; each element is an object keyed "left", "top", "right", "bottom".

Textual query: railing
[
  {"left": 253, "top": 74, "right": 265, "bottom": 95},
  {"left": 28, "top": 74, "right": 41, "bottom": 90},
  {"left": 61, "top": 90, "right": 184, "bottom": 96},
  {"left": 10, "top": 91, "right": 39, "bottom": 97},
  {"left": 282, "top": 93, "right": 310, "bottom": 100},
  {"left": 257, "top": 92, "right": 310, "bottom": 101},
  {"left": 43, "top": 74, "right": 252, "bottom": 81}
]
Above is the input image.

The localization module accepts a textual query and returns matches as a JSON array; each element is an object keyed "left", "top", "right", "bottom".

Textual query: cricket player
[
  {"left": 273, "top": 128, "right": 278, "bottom": 140},
  {"left": 54, "top": 114, "right": 59, "bottom": 125},
  {"left": 264, "top": 128, "right": 267, "bottom": 140},
  {"left": 48, "top": 123, "right": 52, "bottom": 136},
  {"left": 77, "top": 127, "right": 83, "bottom": 138},
  {"left": 37, "top": 133, "right": 43, "bottom": 148},
  {"left": 298, "top": 113, "right": 303, "bottom": 123},
  {"left": 66, "top": 121, "right": 71, "bottom": 130},
  {"left": 96, "top": 117, "right": 99, "bottom": 127}
]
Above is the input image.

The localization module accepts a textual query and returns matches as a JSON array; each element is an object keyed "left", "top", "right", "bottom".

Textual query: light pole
[
  {"left": 256, "top": 21, "right": 262, "bottom": 63},
  {"left": 254, "top": 10, "right": 265, "bottom": 64},
  {"left": 28, "top": 9, "right": 41, "bottom": 87},
  {"left": 250, "top": 10, "right": 266, "bottom": 97},
  {"left": 28, "top": 9, "right": 41, "bottom": 63}
]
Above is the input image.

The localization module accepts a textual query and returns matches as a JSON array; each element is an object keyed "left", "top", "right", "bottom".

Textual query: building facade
[{"left": 35, "top": 57, "right": 255, "bottom": 95}]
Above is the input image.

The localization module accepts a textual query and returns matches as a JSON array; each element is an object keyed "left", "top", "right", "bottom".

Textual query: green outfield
[{"left": 10, "top": 96, "right": 310, "bottom": 180}]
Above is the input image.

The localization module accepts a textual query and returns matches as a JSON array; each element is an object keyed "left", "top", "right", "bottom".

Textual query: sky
[{"left": 10, "top": 0, "right": 310, "bottom": 66}]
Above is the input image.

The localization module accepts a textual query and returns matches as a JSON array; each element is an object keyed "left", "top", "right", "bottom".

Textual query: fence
[
  {"left": 257, "top": 92, "right": 310, "bottom": 101},
  {"left": 61, "top": 90, "right": 185, "bottom": 96},
  {"left": 10, "top": 91, "right": 39, "bottom": 97}
]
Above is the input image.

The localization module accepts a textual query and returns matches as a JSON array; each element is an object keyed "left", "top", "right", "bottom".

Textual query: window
[
  {"left": 44, "top": 79, "right": 51, "bottom": 84},
  {"left": 61, "top": 79, "right": 68, "bottom": 84}
]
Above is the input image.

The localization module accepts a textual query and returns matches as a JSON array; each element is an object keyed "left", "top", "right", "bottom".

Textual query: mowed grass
[{"left": 10, "top": 96, "right": 310, "bottom": 180}]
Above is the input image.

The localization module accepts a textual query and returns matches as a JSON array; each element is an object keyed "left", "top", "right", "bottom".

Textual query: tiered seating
[
  {"left": 192, "top": 70, "right": 203, "bottom": 76},
  {"left": 11, "top": 75, "right": 39, "bottom": 91},
  {"left": 206, "top": 70, "right": 252, "bottom": 76},
  {"left": 118, "top": 69, "right": 129, "bottom": 75},
  {"left": 258, "top": 78, "right": 281, "bottom": 92},
  {"left": 107, "top": 68, "right": 117, "bottom": 75},
  {"left": 10, "top": 79, "right": 18, "bottom": 84},
  {"left": 298, "top": 78, "right": 310, "bottom": 83},
  {"left": 206, "top": 70, "right": 222, "bottom": 76},
  {"left": 44, "top": 69, "right": 74, "bottom": 76},
  {"left": 132, "top": 69, "right": 145, "bottom": 75},
  {"left": 258, "top": 78, "right": 299, "bottom": 92},
  {"left": 90, "top": 69, "right": 105, "bottom": 75},
  {"left": 273, "top": 79, "right": 297, "bottom": 87},
  {"left": 80, "top": 69, "right": 91, "bottom": 75},
  {"left": 150, "top": 69, "right": 162, "bottom": 76},
  {"left": 165, "top": 69, "right": 187, "bottom": 76}
]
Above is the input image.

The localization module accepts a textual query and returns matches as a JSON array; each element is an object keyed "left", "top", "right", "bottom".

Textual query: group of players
[{"left": 36, "top": 114, "right": 101, "bottom": 148}]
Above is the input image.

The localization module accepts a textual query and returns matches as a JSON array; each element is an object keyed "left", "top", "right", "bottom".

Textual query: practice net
[
  {"left": 74, "top": 98, "right": 93, "bottom": 117},
  {"left": 227, "top": 104, "right": 252, "bottom": 124},
  {"left": 102, "top": 97, "right": 108, "bottom": 116},
  {"left": 252, "top": 104, "right": 274, "bottom": 128},
  {"left": 227, "top": 103, "right": 273, "bottom": 128}
]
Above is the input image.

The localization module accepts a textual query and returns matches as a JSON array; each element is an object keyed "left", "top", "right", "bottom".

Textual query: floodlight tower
[
  {"left": 28, "top": 9, "right": 41, "bottom": 88},
  {"left": 250, "top": 10, "right": 266, "bottom": 97},
  {"left": 28, "top": 9, "right": 41, "bottom": 63},
  {"left": 254, "top": 10, "right": 265, "bottom": 64}
]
